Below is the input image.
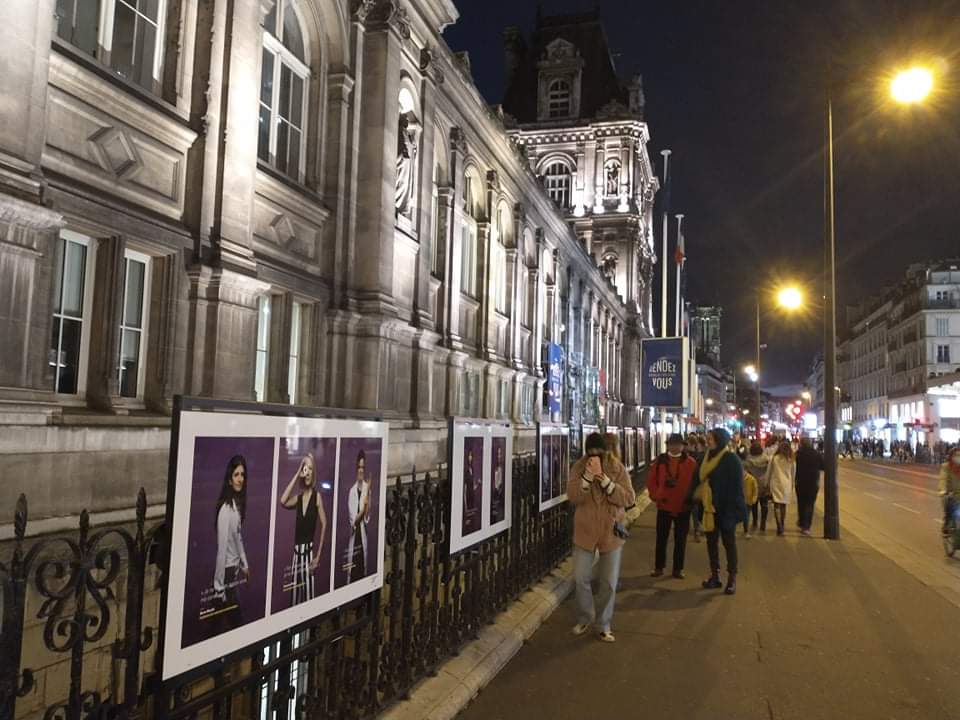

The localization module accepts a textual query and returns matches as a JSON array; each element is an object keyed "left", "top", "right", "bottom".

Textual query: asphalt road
[{"left": 834, "top": 459, "right": 960, "bottom": 599}]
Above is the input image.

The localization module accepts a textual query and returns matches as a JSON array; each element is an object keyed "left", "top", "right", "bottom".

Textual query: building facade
[
  {"left": 690, "top": 305, "right": 722, "bottom": 367},
  {"left": 838, "top": 260, "right": 960, "bottom": 445},
  {"left": 0, "top": 0, "right": 656, "bottom": 522}
]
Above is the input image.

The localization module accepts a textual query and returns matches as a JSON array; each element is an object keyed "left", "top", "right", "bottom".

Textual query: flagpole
[
  {"left": 674, "top": 213, "right": 684, "bottom": 337},
  {"left": 660, "top": 149, "right": 671, "bottom": 338}
]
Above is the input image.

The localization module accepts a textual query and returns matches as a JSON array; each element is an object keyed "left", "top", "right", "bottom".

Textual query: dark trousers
[
  {"left": 796, "top": 486, "right": 818, "bottom": 530},
  {"left": 744, "top": 502, "right": 759, "bottom": 532},
  {"left": 655, "top": 510, "right": 691, "bottom": 572},
  {"left": 706, "top": 526, "right": 738, "bottom": 575},
  {"left": 758, "top": 496, "right": 770, "bottom": 530}
]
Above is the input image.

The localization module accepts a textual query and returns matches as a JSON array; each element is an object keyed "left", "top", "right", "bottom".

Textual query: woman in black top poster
[{"left": 279, "top": 452, "right": 328, "bottom": 605}]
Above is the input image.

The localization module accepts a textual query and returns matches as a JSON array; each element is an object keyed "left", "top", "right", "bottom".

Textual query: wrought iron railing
[{"left": 0, "top": 454, "right": 570, "bottom": 720}]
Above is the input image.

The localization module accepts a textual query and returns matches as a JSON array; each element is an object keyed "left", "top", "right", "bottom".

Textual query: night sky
[{"left": 445, "top": 0, "right": 960, "bottom": 387}]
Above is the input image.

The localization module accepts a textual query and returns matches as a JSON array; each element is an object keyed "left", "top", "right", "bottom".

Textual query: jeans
[
  {"left": 944, "top": 496, "right": 958, "bottom": 529},
  {"left": 706, "top": 527, "right": 738, "bottom": 574},
  {"left": 797, "top": 487, "right": 818, "bottom": 531},
  {"left": 655, "top": 510, "right": 691, "bottom": 572},
  {"left": 744, "top": 502, "right": 759, "bottom": 532},
  {"left": 773, "top": 502, "right": 787, "bottom": 533},
  {"left": 573, "top": 545, "right": 622, "bottom": 632}
]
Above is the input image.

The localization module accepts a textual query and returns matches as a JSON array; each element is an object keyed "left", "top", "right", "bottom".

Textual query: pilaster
[{"left": 86, "top": 236, "right": 126, "bottom": 411}]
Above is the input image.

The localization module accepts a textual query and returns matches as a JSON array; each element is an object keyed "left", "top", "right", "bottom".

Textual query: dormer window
[{"left": 547, "top": 79, "right": 571, "bottom": 118}]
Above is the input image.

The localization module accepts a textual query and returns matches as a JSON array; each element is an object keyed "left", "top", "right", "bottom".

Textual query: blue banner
[
  {"left": 546, "top": 343, "right": 562, "bottom": 415},
  {"left": 641, "top": 338, "right": 687, "bottom": 409}
]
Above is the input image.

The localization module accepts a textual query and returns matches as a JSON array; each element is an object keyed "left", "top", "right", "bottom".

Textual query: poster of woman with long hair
[
  {"left": 181, "top": 436, "right": 273, "bottom": 648},
  {"left": 334, "top": 437, "right": 382, "bottom": 588},
  {"left": 490, "top": 437, "right": 507, "bottom": 525},
  {"left": 461, "top": 436, "right": 484, "bottom": 535},
  {"left": 271, "top": 437, "right": 335, "bottom": 612}
]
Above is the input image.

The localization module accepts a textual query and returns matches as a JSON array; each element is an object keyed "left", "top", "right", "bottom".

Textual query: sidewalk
[{"left": 455, "top": 508, "right": 960, "bottom": 720}]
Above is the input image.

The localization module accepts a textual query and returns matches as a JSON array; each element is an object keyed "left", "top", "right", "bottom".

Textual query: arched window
[
  {"left": 543, "top": 162, "right": 571, "bottom": 209},
  {"left": 259, "top": 0, "right": 310, "bottom": 180},
  {"left": 55, "top": 0, "right": 167, "bottom": 93},
  {"left": 493, "top": 206, "right": 508, "bottom": 313},
  {"left": 547, "top": 79, "right": 571, "bottom": 118}
]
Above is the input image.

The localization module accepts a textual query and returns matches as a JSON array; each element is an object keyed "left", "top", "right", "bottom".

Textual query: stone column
[
  {"left": 593, "top": 139, "right": 605, "bottom": 214},
  {"left": 413, "top": 48, "right": 441, "bottom": 330},
  {"left": 325, "top": 71, "right": 356, "bottom": 308},
  {"left": 478, "top": 217, "right": 495, "bottom": 359},
  {"left": 531, "top": 228, "right": 545, "bottom": 374},
  {"left": 617, "top": 141, "right": 630, "bottom": 212},
  {"left": 435, "top": 186, "right": 455, "bottom": 331},
  {"left": 0, "top": 0, "right": 54, "bottom": 203},
  {"left": 444, "top": 128, "right": 466, "bottom": 349},
  {"left": 506, "top": 245, "right": 521, "bottom": 366},
  {"left": 348, "top": 3, "right": 409, "bottom": 315},
  {"left": 574, "top": 142, "right": 586, "bottom": 216},
  {"left": 86, "top": 236, "right": 125, "bottom": 411},
  {"left": 144, "top": 252, "right": 186, "bottom": 414}
]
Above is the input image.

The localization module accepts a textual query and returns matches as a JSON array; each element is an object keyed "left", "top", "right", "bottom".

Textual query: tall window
[
  {"left": 255, "top": 295, "right": 271, "bottom": 401},
  {"left": 937, "top": 317, "right": 950, "bottom": 336},
  {"left": 938, "top": 344, "right": 950, "bottom": 363},
  {"left": 288, "top": 301, "right": 302, "bottom": 404},
  {"left": 55, "top": 0, "right": 166, "bottom": 93},
  {"left": 118, "top": 250, "right": 151, "bottom": 398},
  {"left": 543, "top": 162, "right": 571, "bottom": 209},
  {"left": 259, "top": 0, "right": 309, "bottom": 180},
  {"left": 460, "top": 172, "right": 480, "bottom": 297},
  {"left": 50, "top": 231, "right": 94, "bottom": 395},
  {"left": 431, "top": 166, "right": 446, "bottom": 279},
  {"left": 547, "top": 79, "right": 570, "bottom": 118}
]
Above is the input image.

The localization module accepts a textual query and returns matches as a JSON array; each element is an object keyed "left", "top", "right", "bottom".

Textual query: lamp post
[{"left": 822, "top": 64, "right": 934, "bottom": 541}]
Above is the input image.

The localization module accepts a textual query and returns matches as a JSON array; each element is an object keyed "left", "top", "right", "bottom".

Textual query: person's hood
[{"left": 710, "top": 428, "right": 732, "bottom": 449}]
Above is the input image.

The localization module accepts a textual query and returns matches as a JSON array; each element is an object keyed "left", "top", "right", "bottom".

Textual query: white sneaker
[
  {"left": 744, "top": 532, "right": 752, "bottom": 539},
  {"left": 599, "top": 630, "right": 616, "bottom": 643},
  {"left": 572, "top": 623, "right": 590, "bottom": 636}
]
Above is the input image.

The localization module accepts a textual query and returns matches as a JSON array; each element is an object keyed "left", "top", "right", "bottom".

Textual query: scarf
[{"left": 694, "top": 447, "right": 727, "bottom": 532}]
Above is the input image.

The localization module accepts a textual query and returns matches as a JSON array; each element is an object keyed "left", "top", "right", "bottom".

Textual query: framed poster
[
  {"left": 448, "top": 417, "right": 513, "bottom": 554},
  {"left": 538, "top": 423, "right": 569, "bottom": 512},
  {"left": 162, "top": 399, "right": 389, "bottom": 681},
  {"left": 640, "top": 337, "right": 690, "bottom": 409}
]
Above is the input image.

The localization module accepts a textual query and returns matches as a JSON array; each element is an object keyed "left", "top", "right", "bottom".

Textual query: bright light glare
[
  {"left": 891, "top": 67, "right": 933, "bottom": 104},
  {"left": 744, "top": 364, "right": 756, "bottom": 376},
  {"left": 777, "top": 286, "right": 803, "bottom": 310}
]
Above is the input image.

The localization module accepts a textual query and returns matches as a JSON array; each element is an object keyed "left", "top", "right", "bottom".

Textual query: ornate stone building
[
  {"left": 0, "top": 0, "right": 657, "bottom": 522},
  {"left": 501, "top": 8, "right": 659, "bottom": 433}
]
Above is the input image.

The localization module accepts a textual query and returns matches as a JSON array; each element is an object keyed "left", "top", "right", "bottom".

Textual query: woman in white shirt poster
[
  {"left": 335, "top": 439, "right": 381, "bottom": 588},
  {"left": 211, "top": 454, "right": 250, "bottom": 632}
]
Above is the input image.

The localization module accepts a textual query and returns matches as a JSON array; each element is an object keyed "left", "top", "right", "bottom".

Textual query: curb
[
  {"left": 380, "top": 490, "right": 652, "bottom": 720},
  {"left": 378, "top": 558, "right": 575, "bottom": 720}
]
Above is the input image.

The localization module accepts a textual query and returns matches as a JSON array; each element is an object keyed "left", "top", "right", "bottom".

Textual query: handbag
[{"left": 613, "top": 520, "right": 630, "bottom": 540}]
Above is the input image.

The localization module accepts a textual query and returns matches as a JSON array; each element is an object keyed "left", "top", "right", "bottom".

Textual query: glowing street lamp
[
  {"left": 891, "top": 67, "right": 934, "bottom": 105},
  {"left": 777, "top": 286, "right": 803, "bottom": 311}
]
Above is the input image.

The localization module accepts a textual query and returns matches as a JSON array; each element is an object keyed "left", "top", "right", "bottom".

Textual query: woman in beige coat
[
  {"left": 766, "top": 441, "right": 796, "bottom": 536},
  {"left": 567, "top": 433, "right": 636, "bottom": 643}
]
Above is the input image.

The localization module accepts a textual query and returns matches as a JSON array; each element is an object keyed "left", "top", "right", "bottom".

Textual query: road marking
[
  {"left": 864, "top": 492, "right": 885, "bottom": 501},
  {"left": 892, "top": 503, "right": 921, "bottom": 515},
  {"left": 841, "top": 467, "right": 940, "bottom": 497},
  {"left": 861, "top": 462, "right": 938, "bottom": 479}
]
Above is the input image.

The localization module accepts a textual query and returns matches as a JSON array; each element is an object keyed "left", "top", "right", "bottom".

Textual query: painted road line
[
  {"left": 892, "top": 502, "right": 921, "bottom": 515},
  {"left": 861, "top": 462, "right": 938, "bottom": 479},
  {"left": 841, "top": 467, "right": 939, "bottom": 497},
  {"left": 864, "top": 492, "right": 885, "bottom": 501}
]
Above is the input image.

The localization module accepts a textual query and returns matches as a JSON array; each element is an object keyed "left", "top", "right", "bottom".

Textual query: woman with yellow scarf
[{"left": 694, "top": 428, "right": 748, "bottom": 595}]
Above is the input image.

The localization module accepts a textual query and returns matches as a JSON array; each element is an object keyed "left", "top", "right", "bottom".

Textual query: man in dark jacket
[
  {"left": 648, "top": 433, "right": 698, "bottom": 578},
  {"left": 795, "top": 438, "right": 824, "bottom": 535},
  {"left": 699, "top": 428, "right": 748, "bottom": 595}
]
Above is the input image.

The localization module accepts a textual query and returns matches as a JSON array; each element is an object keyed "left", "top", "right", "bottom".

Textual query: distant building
[
  {"left": 690, "top": 305, "right": 722, "bottom": 367},
  {"left": 839, "top": 259, "right": 960, "bottom": 445}
]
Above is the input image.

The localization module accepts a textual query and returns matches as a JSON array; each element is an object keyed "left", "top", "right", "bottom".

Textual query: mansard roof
[{"left": 502, "top": 9, "right": 629, "bottom": 124}]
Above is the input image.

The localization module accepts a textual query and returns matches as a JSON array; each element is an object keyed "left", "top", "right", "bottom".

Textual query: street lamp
[
  {"left": 822, "top": 63, "right": 935, "bottom": 540},
  {"left": 749, "top": 286, "right": 803, "bottom": 442}
]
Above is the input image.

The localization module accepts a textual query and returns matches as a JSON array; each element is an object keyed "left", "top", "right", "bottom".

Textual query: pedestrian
[
  {"left": 695, "top": 428, "right": 747, "bottom": 595},
  {"left": 766, "top": 440, "right": 796, "bottom": 536},
  {"left": 795, "top": 437, "right": 824, "bottom": 535},
  {"left": 648, "top": 433, "right": 697, "bottom": 579},
  {"left": 568, "top": 432, "right": 636, "bottom": 642},
  {"left": 743, "top": 441, "right": 770, "bottom": 533},
  {"left": 741, "top": 463, "right": 758, "bottom": 539}
]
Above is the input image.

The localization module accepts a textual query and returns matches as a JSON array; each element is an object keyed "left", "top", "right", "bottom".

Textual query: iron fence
[{"left": 0, "top": 453, "right": 571, "bottom": 720}]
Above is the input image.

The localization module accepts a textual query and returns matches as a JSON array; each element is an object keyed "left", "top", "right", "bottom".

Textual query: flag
[{"left": 674, "top": 228, "right": 685, "bottom": 265}]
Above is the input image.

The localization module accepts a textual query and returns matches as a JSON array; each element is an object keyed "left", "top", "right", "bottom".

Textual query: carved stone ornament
[
  {"left": 352, "top": 0, "right": 375, "bottom": 21},
  {"left": 420, "top": 46, "right": 445, "bottom": 84},
  {"left": 449, "top": 126, "right": 467, "bottom": 155},
  {"left": 596, "top": 99, "right": 632, "bottom": 120},
  {"left": 357, "top": 0, "right": 410, "bottom": 39},
  {"left": 543, "top": 38, "right": 578, "bottom": 61}
]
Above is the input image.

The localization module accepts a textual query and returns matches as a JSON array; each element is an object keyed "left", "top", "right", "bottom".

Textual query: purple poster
[
  {"left": 333, "top": 437, "right": 383, "bottom": 589},
  {"left": 540, "top": 436, "right": 552, "bottom": 503},
  {"left": 461, "top": 436, "right": 484, "bottom": 536},
  {"left": 181, "top": 436, "right": 274, "bottom": 649},
  {"left": 490, "top": 437, "right": 507, "bottom": 525},
  {"left": 271, "top": 437, "right": 336, "bottom": 614},
  {"left": 551, "top": 435, "right": 562, "bottom": 499}
]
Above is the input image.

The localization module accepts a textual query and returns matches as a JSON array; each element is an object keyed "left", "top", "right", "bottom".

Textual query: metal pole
[
  {"left": 660, "top": 150, "right": 671, "bottom": 338},
  {"left": 755, "top": 300, "right": 762, "bottom": 441},
  {"left": 675, "top": 214, "right": 684, "bottom": 336},
  {"left": 823, "top": 92, "right": 841, "bottom": 540}
]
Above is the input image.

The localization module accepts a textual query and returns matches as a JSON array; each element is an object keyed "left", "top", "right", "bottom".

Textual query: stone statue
[
  {"left": 605, "top": 162, "right": 620, "bottom": 196},
  {"left": 395, "top": 112, "right": 422, "bottom": 217}
]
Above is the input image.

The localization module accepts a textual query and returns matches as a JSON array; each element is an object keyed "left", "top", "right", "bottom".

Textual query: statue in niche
[
  {"left": 601, "top": 255, "right": 617, "bottom": 282},
  {"left": 605, "top": 161, "right": 620, "bottom": 196},
  {"left": 395, "top": 111, "right": 422, "bottom": 217}
]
